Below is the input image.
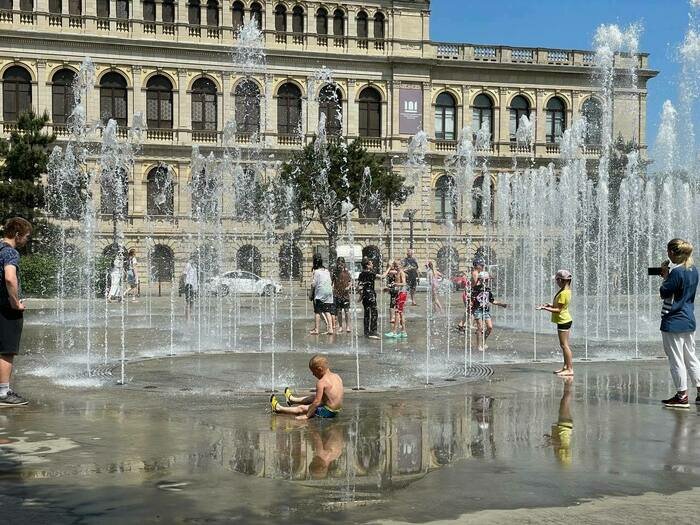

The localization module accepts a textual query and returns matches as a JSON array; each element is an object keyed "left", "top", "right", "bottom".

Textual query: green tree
[
  {"left": 279, "top": 139, "right": 410, "bottom": 262},
  {"left": 0, "top": 110, "right": 56, "bottom": 246}
]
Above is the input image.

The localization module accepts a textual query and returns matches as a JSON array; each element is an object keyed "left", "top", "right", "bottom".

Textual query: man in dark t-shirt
[
  {"left": 402, "top": 249, "right": 419, "bottom": 306},
  {"left": 357, "top": 258, "right": 379, "bottom": 338},
  {"left": 0, "top": 217, "right": 32, "bottom": 406}
]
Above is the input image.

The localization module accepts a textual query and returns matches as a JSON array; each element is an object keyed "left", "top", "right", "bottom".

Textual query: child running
[
  {"left": 471, "top": 273, "right": 507, "bottom": 351},
  {"left": 270, "top": 354, "right": 344, "bottom": 420},
  {"left": 536, "top": 269, "right": 574, "bottom": 376}
]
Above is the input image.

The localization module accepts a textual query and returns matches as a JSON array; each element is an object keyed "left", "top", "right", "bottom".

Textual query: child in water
[
  {"left": 471, "top": 272, "right": 508, "bottom": 351},
  {"left": 270, "top": 354, "right": 344, "bottom": 420},
  {"left": 536, "top": 269, "right": 574, "bottom": 376}
]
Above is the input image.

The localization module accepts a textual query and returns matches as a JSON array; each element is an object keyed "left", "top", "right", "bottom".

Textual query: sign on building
[{"left": 399, "top": 88, "right": 423, "bottom": 134}]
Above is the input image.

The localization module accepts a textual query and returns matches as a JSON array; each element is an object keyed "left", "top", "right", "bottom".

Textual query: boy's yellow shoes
[
  {"left": 284, "top": 387, "right": 293, "bottom": 404},
  {"left": 270, "top": 394, "right": 279, "bottom": 412}
]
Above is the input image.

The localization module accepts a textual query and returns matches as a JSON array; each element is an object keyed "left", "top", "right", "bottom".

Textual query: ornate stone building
[{"left": 0, "top": 0, "right": 656, "bottom": 283}]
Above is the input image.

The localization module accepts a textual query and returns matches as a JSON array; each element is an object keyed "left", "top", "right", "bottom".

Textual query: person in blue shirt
[{"left": 659, "top": 239, "right": 699, "bottom": 409}]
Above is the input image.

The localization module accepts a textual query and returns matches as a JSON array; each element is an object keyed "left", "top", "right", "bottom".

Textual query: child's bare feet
[{"left": 309, "top": 329, "right": 319, "bottom": 335}]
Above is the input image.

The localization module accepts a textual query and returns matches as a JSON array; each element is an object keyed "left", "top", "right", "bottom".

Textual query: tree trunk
[{"left": 327, "top": 224, "right": 338, "bottom": 268}]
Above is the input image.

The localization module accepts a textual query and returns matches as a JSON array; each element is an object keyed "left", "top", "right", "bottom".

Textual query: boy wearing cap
[{"left": 536, "top": 270, "right": 574, "bottom": 376}]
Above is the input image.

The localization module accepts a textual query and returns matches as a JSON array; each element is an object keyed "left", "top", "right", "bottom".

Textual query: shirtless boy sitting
[{"left": 270, "top": 354, "right": 344, "bottom": 420}]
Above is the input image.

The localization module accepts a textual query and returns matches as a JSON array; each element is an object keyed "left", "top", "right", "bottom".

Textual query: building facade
[{"left": 0, "top": 0, "right": 656, "bottom": 283}]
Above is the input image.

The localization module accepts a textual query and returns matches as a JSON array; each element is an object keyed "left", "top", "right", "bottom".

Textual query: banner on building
[{"left": 399, "top": 88, "right": 423, "bottom": 134}]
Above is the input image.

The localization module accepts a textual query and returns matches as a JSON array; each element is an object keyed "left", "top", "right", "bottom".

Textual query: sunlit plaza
[{"left": 1, "top": 0, "right": 700, "bottom": 523}]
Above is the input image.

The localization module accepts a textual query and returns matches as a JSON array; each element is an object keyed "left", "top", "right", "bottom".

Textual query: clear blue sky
[{"left": 430, "top": 0, "right": 692, "bottom": 146}]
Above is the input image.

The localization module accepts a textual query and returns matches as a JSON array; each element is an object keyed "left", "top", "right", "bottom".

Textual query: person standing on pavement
[
  {"left": 357, "top": 258, "right": 379, "bottom": 339},
  {"left": 0, "top": 217, "right": 32, "bottom": 406},
  {"left": 658, "top": 239, "right": 699, "bottom": 409},
  {"left": 402, "top": 249, "right": 419, "bottom": 306}
]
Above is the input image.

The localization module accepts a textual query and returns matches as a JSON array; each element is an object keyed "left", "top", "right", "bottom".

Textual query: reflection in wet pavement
[{"left": 2, "top": 361, "right": 700, "bottom": 523}]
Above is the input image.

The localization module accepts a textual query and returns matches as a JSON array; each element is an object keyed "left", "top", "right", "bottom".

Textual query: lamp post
[{"left": 403, "top": 208, "right": 418, "bottom": 249}]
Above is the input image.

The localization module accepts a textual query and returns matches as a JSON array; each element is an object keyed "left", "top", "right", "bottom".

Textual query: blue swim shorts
[{"left": 315, "top": 405, "right": 340, "bottom": 418}]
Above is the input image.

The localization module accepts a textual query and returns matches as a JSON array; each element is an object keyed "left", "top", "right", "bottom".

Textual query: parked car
[{"left": 204, "top": 270, "right": 282, "bottom": 296}]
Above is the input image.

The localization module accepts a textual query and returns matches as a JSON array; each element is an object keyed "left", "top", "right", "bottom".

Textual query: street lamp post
[{"left": 403, "top": 208, "right": 418, "bottom": 249}]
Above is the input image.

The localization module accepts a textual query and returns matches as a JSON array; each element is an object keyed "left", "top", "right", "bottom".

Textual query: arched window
[
  {"left": 434, "top": 175, "right": 457, "bottom": 220},
  {"left": 279, "top": 241, "right": 303, "bottom": 279},
  {"left": 68, "top": 0, "right": 80, "bottom": 15},
  {"left": 333, "top": 9, "right": 344, "bottom": 36},
  {"left": 143, "top": 0, "right": 155, "bottom": 21},
  {"left": 250, "top": 2, "right": 262, "bottom": 30},
  {"left": 146, "top": 75, "right": 173, "bottom": 130},
  {"left": 52, "top": 69, "right": 76, "bottom": 125},
  {"left": 472, "top": 94, "right": 494, "bottom": 139},
  {"left": 545, "top": 96, "right": 566, "bottom": 143},
  {"left": 231, "top": 0, "right": 244, "bottom": 30},
  {"left": 435, "top": 92, "right": 456, "bottom": 141},
  {"left": 206, "top": 0, "right": 218, "bottom": 26},
  {"left": 374, "top": 12, "right": 385, "bottom": 39},
  {"left": 99, "top": 72, "right": 127, "bottom": 126},
  {"left": 277, "top": 82, "right": 302, "bottom": 135},
  {"left": 582, "top": 97, "right": 603, "bottom": 146},
  {"left": 162, "top": 0, "right": 174, "bottom": 22},
  {"left": 472, "top": 175, "right": 494, "bottom": 221},
  {"left": 358, "top": 87, "right": 381, "bottom": 138},
  {"left": 319, "top": 84, "right": 342, "bottom": 136},
  {"left": 188, "top": 0, "right": 200, "bottom": 25},
  {"left": 115, "top": 0, "right": 127, "bottom": 18},
  {"left": 357, "top": 10, "right": 368, "bottom": 38},
  {"left": 146, "top": 165, "right": 174, "bottom": 217},
  {"left": 190, "top": 169, "right": 219, "bottom": 219},
  {"left": 192, "top": 77, "right": 217, "bottom": 131},
  {"left": 19, "top": 0, "right": 32, "bottom": 11},
  {"left": 150, "top": 244, "right": 175, "bottom": 282},
  {"left": 2, "top": 66, "right": 32, "bottom": 122},
  {"left": 437, "top": 246, "right": 460, "bottom": 276},
  {"left": 100, "top": 167, "right": 128, "bottom": 216},
  {"left": 49, "top": 0, "right": 60, "bottom": 13},
  {"left": 292, "top": 5, "right": 303, "bottom": 33},
  {"left": 316, "top": 7, "right": 328, "bottom": 35},
  {"left": 235, "top": 80, "right": 260, "bottom": 134},
  {"left": 274, "top": 4, "right": 286, "bottom": 32},
  {"left": 237, "top": 244, "right": 262, "bottom": 275},
  {"left": 509, "top": 95, "right": 530, "bottom": 141},
  {"left": 234, "top": 167, "right": 260, "bottom": 220},
  {"left": 96, "top": 0, "right": 108, "bottom": 17}
]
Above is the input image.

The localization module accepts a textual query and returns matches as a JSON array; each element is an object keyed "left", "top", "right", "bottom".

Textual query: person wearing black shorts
[
  {"left": 402, "top": 249, "right": 419, "bottom": 306},
  {"left": 0, "top": 217, "right": 32, "bottom": 406}
]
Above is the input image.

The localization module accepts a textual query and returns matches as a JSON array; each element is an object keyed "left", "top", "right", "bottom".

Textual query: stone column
[
  {"left": 535, "top": 88, "right": 545, "bottom": 146},
  {"left": 422, "top": 82, "right": 433, "bottom": 138},
  {"left": 176, "top": 0, "right": 189, "bottom": 38},
  {"left": 306, "top": 76, "right": 315, "bottom": 136},
  {"left": 346, "top": 79, "right": 357, "bottom": 138},
  {"left": 221, "top": 71, "right": 232, "bottom": 127},
  {"left": 131, "top": 65, "right": 144, "bottom": 122},
  {"left": 35, "top": 59, "right": 48, "bottom": 117},
  {"left": 177, "top": 68, "right": 190, "bottom": 143},
  {"left": 264, "top": 74, "right": 274, "bottom": 143}
]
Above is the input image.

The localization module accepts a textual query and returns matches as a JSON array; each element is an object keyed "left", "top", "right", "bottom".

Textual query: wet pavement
[{"left": 3, "top": 353, "right": 700, "bottom": 523}]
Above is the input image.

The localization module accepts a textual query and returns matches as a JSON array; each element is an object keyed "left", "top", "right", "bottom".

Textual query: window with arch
[
  {"left": 190, "top": 168, "right": 220, "bottom": 219},
  {"left": 582, "top": 97, "right": 603, "bottom": 145},
  {"left": 358, "top": 87, "right": 381, "bottom": 138},
  {"left": 49, "top": 0, "right": 60, "bottom": 13},
  {"left": 146, "top": 165, "right": 174, "bottom": 217},
  {"left": 436, "top": 246, "right": 460, "bottom": 276},
  {"left": 277, "top": 82, "right": 302, "bottom": 135},
  {"left": 357, "top": 11, "right": 368, "bottom": 38},
  {"left": 319, "top": 84, "right": 342, "bottom": 136},
  {"left": 292, "top": 5, "right": 303, "bottom": 33},
  {"left": 435, "top": 92, "right": 456, "bottom": 141},
  {"left": 231, "top": 0, "right": 244, "bottom": 30},
  {"left": 434, "top": 175, "right": 457, "bottom": 220},
  {"left": 68, "top": 0, "right": 80, "bottom": 15},
  {"left": 162, "top": 0, "right": 174, "bottom": 23},
  {"left": 237, "top": 244, "right": 262, "bottom": 275},
  {"left": 19, "top": 0, "right": 32, "bottom": 12},
  {"left": 333, "top": 8, "right": 344, "bottom": 36},
  {"left": 250, "top": 2, "right": 262, "bottom": 29},
  {"left": 235, "top": 79, "right": 261, "bottom": 134},
  {"left": 146, "top": 75, "right": 173, "bottom": 130},
  {"left": 509, "top": 95, "right": 530, "bottom": 141},
  {"left": 100, "top": 167, "right": 128, "bottom": 216},
  {"left": 274, "top": 4, "right": 286, "bottom": 32},
  {"left": 279, "top": 241, "right": 303, "bottom": 279},
  {"left": 472, "top": 94, "right": 494, "bottom": 139},
  {"left": 472, "top": 175, "right": 494, "bottom": 221},
  {"left": 192, "top": 77, "right": 217, "bottom": 131},
  {"left": 150, "top": 244, "right": 175, "bottom": 282},
  {"left": 3, "top": 66, "right": 32, "bottom": 122},
  {"left": 99, "top": 72, "right": 128, "bottom": 126},
  {"left": 52, "top": 69, "right": 76, "bottom": 125},
  {"left": 206, "top": 0, "right": 218, "bottom": 26},
  {"left": 546, "top": 96, "right": 566, "bottom": 143},
  {"left": 188, "top": 0, "right": 200, "bottom": 25},
  {"left": 234, "top": 166, "right": 260, "bottom": 220},
  {"left": 374, "top": 12, "right": 385, "bottom": 39},
  {"left": 115, "top": 0, "right": 127, "bottom": 18},
  {"left": 143, "top": 0, "right": 155, "bottom": 21},
  {"left": 316, "top": 7, "right": 328, "bottom": 35},
  {"left": 96, "top": 0, "right": 108, "bottom": 17}
]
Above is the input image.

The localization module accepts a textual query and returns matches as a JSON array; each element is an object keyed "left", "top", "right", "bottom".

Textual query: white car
[{"left": 205, "top": 270, "right": 282, "bottom": 296}]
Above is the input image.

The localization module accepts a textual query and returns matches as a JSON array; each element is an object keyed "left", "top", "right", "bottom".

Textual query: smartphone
[{"left": 647, "top": 267, "right": 662, "bottom": 276}]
